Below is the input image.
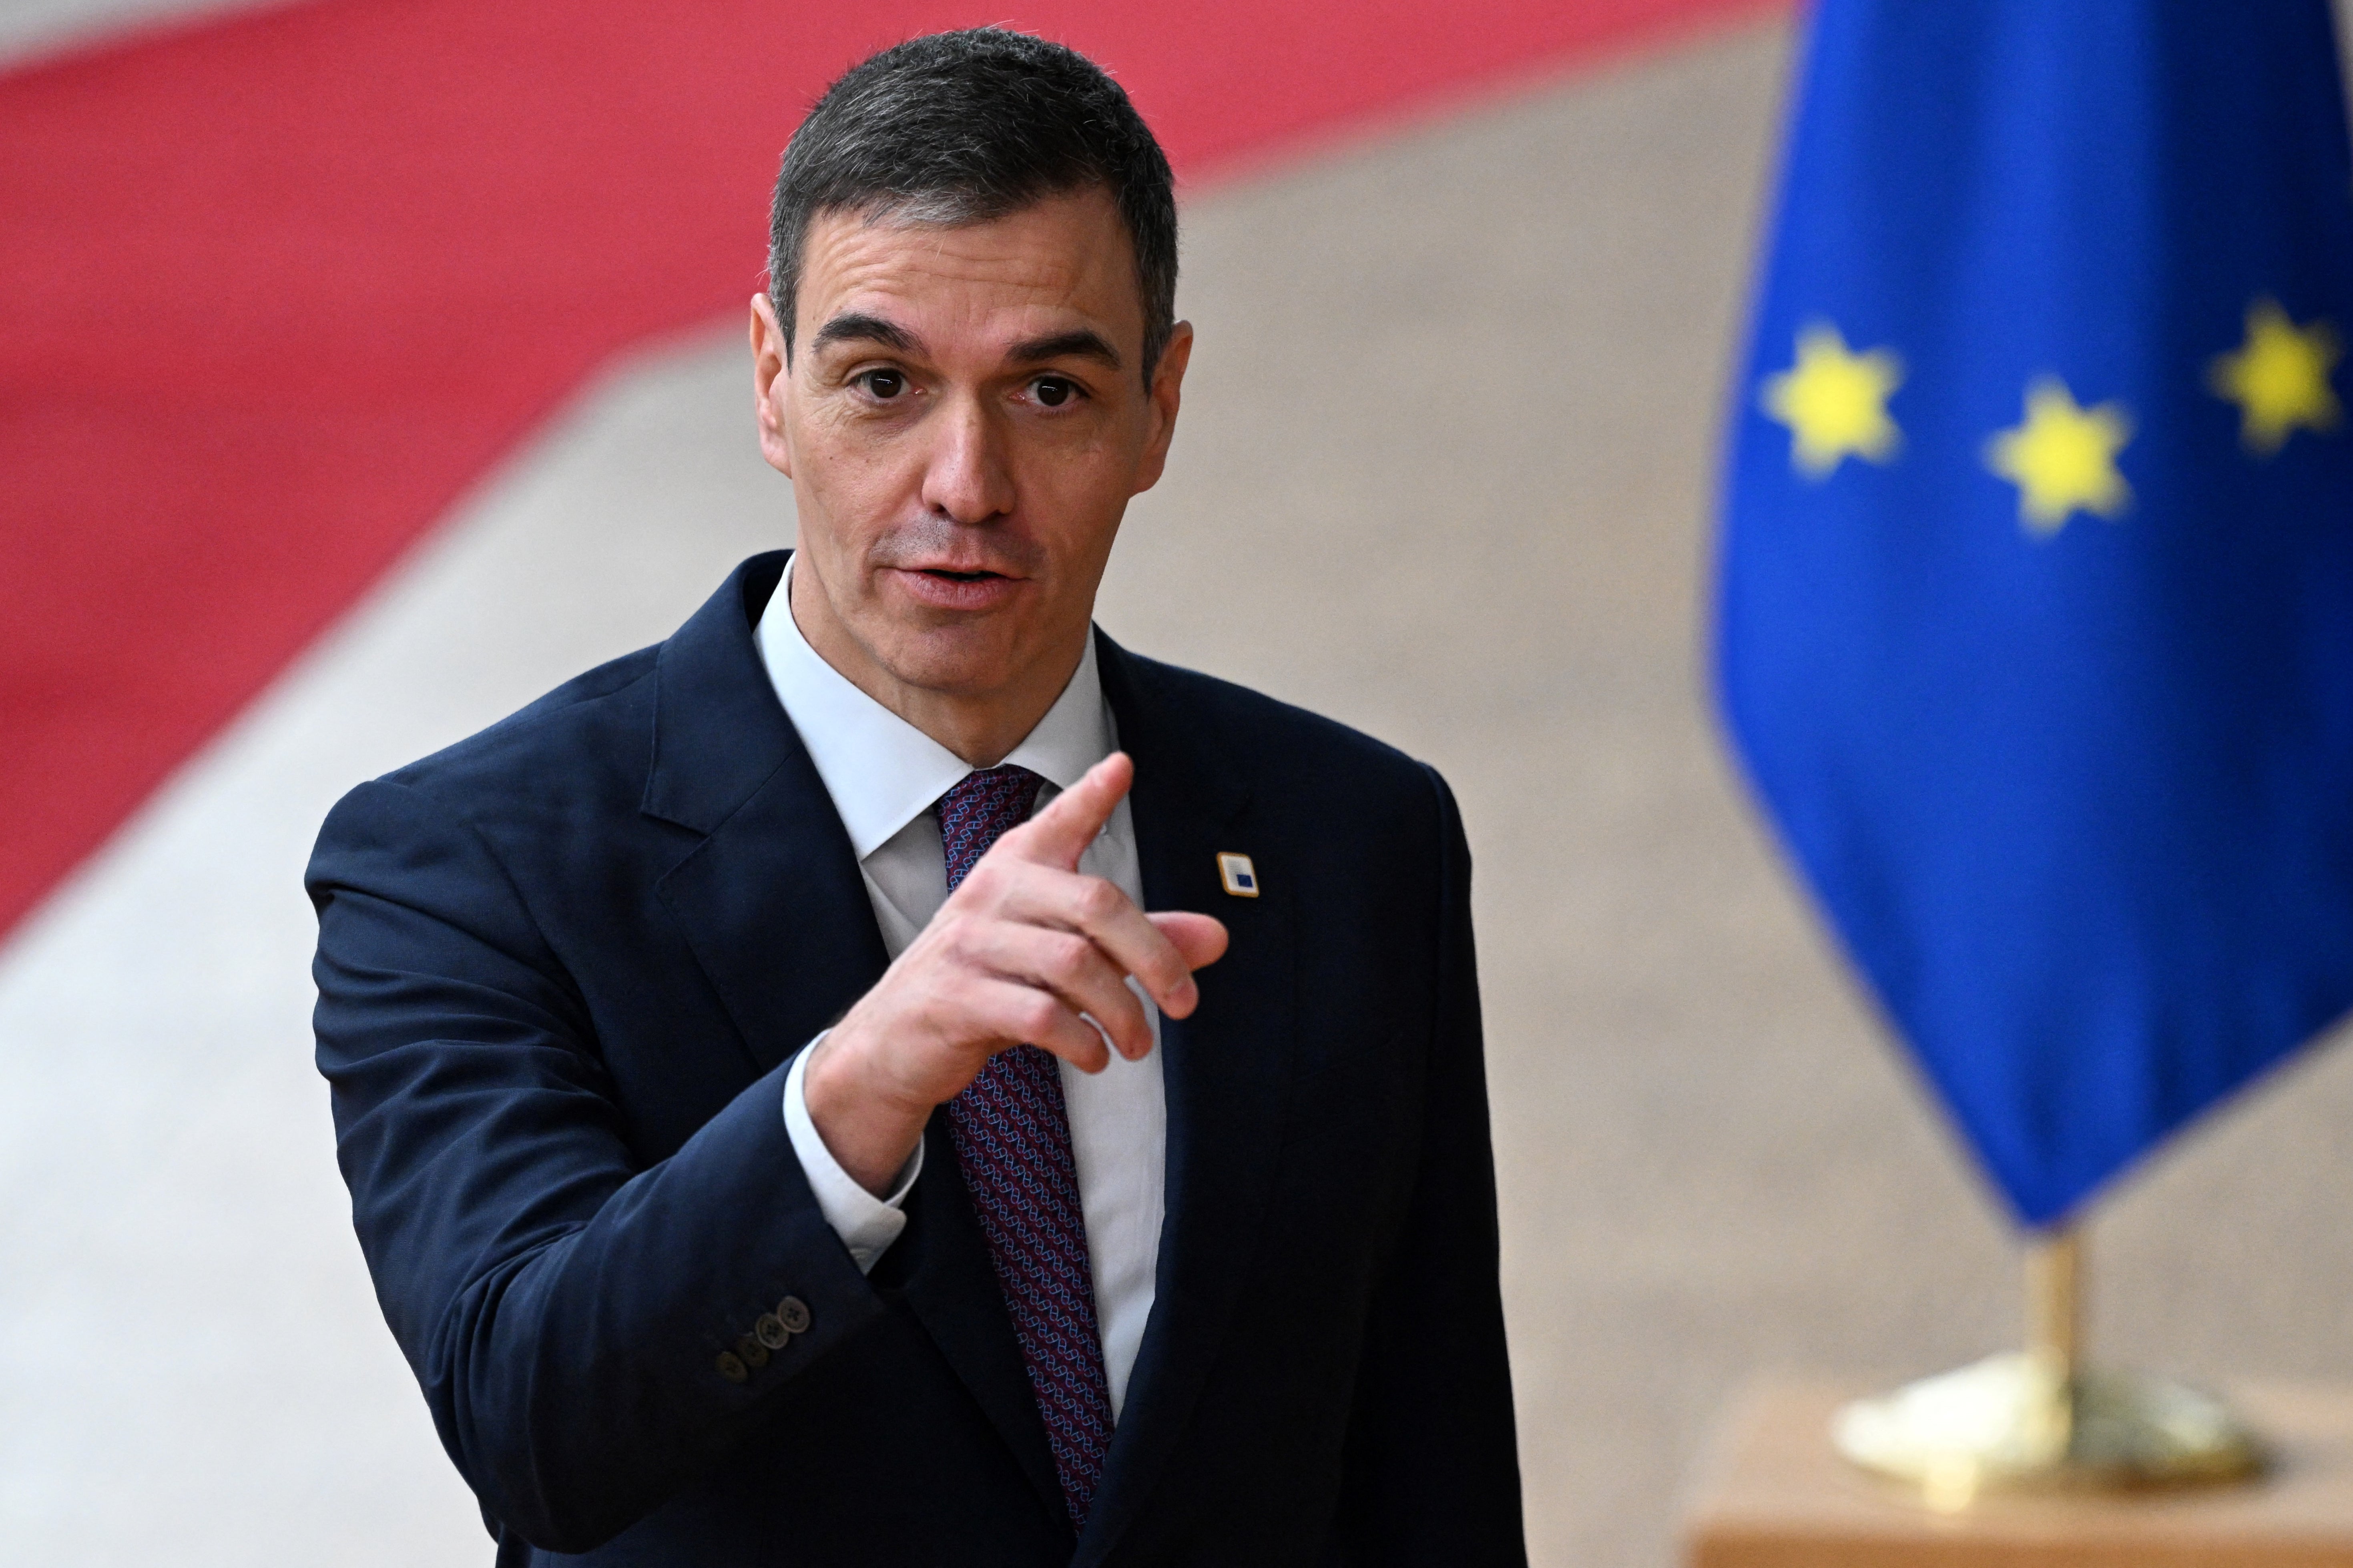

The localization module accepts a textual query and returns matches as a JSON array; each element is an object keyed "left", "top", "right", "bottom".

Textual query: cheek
[
  {"left": 792, "top": 413, "right": 920, "bottom": 540},
  {"left": 1016, "top": 400, "right": 1137, "bottom": 477},
  {"left": 1012, "top": 449, "right": 1132, "bottom": 570}
]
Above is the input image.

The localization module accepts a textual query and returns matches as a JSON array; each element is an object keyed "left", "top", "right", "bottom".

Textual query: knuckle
[
  {"left": 1043, "top": 932, "right": 1091, "bottom": 983},
  {"left": 1076, "top": 878, "right": 1123, "bottom": 921},
  {"left": 938, "top": 915, "right": 981, "bottom": 962},
  {"left": 1015, "top": 993, "right": 1061, "bottom": 1041}
]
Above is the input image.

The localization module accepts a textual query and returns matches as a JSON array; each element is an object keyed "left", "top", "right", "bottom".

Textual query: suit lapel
[
  {"left": 646, "top": 552, "right": 891, "bottom": 1073},
  {"left": 643, "top": 553, "right": 1067, "bottom": 1528},
  {"left": 1079, "top": 634, "right": 1299, "bottom": 1565}
]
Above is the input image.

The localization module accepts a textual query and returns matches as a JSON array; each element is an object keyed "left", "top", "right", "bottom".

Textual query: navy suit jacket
[{"left": 308, "top": 553, "right": 1524, "bottom": 1565}]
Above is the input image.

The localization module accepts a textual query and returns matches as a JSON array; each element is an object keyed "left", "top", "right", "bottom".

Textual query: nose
[{"left": 919, "top": 393, "right": 1016, "bottom": 525}]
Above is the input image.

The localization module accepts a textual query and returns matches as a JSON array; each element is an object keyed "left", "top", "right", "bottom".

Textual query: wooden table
[{"left": 1683, "top": 1378, "right": 2353, "bottom": 1568}]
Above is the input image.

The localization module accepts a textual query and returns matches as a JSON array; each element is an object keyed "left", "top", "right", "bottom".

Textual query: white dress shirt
[{"left": 760, "top": 560, "right": 1166, "bottom": 1418}]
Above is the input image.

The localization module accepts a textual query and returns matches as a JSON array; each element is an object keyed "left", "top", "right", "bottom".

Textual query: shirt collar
[{"left": 756, "top": 557, "right": 1113, "bottom": 861}]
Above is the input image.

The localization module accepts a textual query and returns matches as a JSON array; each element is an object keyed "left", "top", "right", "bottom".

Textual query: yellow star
[
  {"left": 1760, "top": 322, "right": 1904, "bottom": 478},
  {"left": 1984, "top": 377, "right": 2134, "bottom": 535},
  {"left": 2208, "top": 298, "right": 2340, "bottom": 455}
]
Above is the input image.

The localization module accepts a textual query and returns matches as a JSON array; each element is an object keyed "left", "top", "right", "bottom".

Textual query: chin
[{"left": 871, "top": 620, "right": 1038, "bottom": 698}]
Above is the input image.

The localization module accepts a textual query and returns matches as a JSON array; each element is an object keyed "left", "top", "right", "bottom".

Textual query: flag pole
[
  {"left": 1830, "top": 1218, "right": 2264, "bottom": 1508},
  {"left": 2025, "top": 1223, "right": 2081, "bottom": 1384}
]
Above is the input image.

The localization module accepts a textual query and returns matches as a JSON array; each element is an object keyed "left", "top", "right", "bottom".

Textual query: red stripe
[{"left": 0, "top": 0, "right": 1774, "bottom": 939}]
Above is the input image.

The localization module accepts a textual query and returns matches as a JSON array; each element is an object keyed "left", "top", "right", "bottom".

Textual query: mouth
[{"left": 887, "top": 563, "right": 1027, "bottom": 611}]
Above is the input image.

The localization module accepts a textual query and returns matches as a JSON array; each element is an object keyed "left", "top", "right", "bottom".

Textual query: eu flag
[{"left": 1717, "top": 1, "right": 2353, "bottom": 1226}]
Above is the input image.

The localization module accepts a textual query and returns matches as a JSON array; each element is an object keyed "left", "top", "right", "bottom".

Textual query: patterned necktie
[{"left": 936, "top": 764, "right": 1117, "bottom": 1532}]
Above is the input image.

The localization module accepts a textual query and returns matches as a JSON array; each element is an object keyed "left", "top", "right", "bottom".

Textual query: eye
[
  {"left": 857, "top": 368, "right": 907, "bottom": 399},
  {"left": 1033, "top": 376, "right": 1079, "bottom": 408}
]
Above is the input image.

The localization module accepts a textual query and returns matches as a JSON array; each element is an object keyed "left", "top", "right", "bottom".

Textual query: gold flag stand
[{"left": 1830, "top": 1224, "right": 2267, "bottom": 1510}]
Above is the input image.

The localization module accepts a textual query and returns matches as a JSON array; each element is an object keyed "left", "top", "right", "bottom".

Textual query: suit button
[
  {"left": 754, "top": 1313, "right": 791, "bottom": 1350},
  {"left": 715, "top": 1351, "right": 749, "bottom": 1384},
  {"left": 735, "top": 1333, "right": 770, "bottom": 1369},
  {"left": 777, "top": 1296, "right": 813, "bottom": 1335}
]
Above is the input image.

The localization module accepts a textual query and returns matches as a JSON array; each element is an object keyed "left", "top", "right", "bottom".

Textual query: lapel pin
[{"left": 1216, "top": 852, "right": 1260, "bottom": 898}]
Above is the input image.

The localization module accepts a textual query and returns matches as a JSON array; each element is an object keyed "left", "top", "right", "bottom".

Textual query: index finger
[{"left": 1001, "top": 752, "right": 1134, "bottom": 871}]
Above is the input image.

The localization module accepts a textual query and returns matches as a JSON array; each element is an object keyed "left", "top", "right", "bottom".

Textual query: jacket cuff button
[
  {"left": 715, "top": 1351, "right": 749, "bottom": 1384},
  {"left": 777, "top": 1295, "right": 812, "bottom": 1335},
  {"left": 753, "top": 1313, "right": 791, "bottom": 1350},
  {"left": 735, "top": 1333, "right": 771, "bottom": 1369}
]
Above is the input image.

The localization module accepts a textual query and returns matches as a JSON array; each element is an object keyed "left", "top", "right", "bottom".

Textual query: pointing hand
[{"left": 806, "top": 752, "right": 1228, "bottom": 1194}]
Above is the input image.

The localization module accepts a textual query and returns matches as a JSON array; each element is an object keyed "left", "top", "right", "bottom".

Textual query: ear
[
  {"left": 1132, "top": 320, "right": 1193, "bottom": 495},
  {"left": 751, "top": 293, "right": 795, "bottom": 479}
]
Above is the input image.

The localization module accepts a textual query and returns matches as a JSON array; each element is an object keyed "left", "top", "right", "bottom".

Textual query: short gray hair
[{"left": 768, "top": 28, "right": 1179, "bottom": 381}]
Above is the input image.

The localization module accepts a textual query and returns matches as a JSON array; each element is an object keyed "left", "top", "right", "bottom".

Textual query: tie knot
[{"left": 938, "top": 765, "right": 1044, "bottom": 891}]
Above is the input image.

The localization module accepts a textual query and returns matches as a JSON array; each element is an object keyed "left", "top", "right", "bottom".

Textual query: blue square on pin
[{"left": 1217, "top": 852, "right": 1260, "bottom": 898}]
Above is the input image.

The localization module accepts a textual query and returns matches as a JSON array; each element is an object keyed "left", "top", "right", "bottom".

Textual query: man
[{"left": 309, "top": 28, "right": 1522, "bottom": 1566}]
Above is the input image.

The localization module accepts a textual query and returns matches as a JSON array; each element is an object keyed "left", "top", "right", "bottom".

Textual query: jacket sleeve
[
  {"left": 1326, "top": 766, "right": 1528, "bottom": 1565},
  {"left": 307, "top": 777, "right": 887, "bottom": 1553}
]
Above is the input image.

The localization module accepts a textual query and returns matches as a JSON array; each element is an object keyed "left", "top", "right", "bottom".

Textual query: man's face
[{"left": 752, "top": 188, "right": 1189, "bottom": 716}]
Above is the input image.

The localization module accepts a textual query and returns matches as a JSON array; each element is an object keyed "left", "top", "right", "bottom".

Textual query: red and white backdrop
[{"left": 0, "top": 3, "right": 1825, "bottom": 1563}]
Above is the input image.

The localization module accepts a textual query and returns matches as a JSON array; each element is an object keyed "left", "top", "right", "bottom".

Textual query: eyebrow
[
  {"left": 807, "top": 313, "right": 1124, "bottom": 371},
  {"left": 810, "top": 311, "right": 923, "bottom": 356},
  {"left": 1007, "top": 329, "right": 1123, "bottom": 370}
]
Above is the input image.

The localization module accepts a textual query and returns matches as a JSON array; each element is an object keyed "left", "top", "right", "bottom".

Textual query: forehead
[{"left": 796, "top": 190, "right": 1143, "bottom": 346}]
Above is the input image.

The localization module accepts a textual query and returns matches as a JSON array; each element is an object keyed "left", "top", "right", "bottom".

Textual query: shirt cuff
[{"left": 782, "top": 1035, "right": 922, "bottom": 1274}]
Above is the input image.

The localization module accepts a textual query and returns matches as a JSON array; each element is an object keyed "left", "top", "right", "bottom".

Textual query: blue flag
[{"left": 1717, "top": 1, "right": 2353, "bottom": 1226}]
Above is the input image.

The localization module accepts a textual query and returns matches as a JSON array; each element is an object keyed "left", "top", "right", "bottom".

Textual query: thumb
[{"left": 1148, "top": 910, "right": 1229, "bottom": 972}]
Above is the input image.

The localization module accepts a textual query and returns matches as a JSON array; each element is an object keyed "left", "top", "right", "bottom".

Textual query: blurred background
[{"left": 6, "top": 1, "right": 2353, "bottom": 1563}]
